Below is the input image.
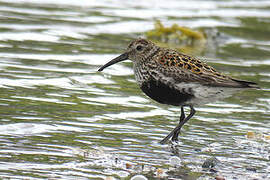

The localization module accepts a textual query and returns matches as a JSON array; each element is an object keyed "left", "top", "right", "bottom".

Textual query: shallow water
[{"left": 0, "top": 0, "right": 269, "bottom": 179}]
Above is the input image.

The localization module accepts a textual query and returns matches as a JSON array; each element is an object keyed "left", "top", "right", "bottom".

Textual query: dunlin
[{"left": 98, "top": 38, "right": 258, "bottom": 144}]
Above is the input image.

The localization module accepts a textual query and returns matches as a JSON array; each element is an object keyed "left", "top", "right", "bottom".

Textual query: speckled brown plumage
[
  {"left": 157, "top": 50, "right": 221, "bottom": 76},
  {"left": 98, "top": 38, "right": 259, "bottom": 144}
]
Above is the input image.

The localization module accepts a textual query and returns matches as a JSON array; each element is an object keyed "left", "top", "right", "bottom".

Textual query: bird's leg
[
  {"left": 160, "top": 106, "right": 196, "bottom": 144},
  {"left": 171, "top": 106, "right": 186, "bottom": 142}
]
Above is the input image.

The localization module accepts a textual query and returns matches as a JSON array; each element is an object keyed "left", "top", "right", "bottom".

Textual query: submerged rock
[
  {"left": 215, "top": 175, "right": 225, "bottom": 180},
  {"left": 202, "top": 157, "right": 220, "bottom": 168}
]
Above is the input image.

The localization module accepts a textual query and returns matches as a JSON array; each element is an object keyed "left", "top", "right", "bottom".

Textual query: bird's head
[{"left": 98, "top": 38, "right": 157, "bottom": 71}]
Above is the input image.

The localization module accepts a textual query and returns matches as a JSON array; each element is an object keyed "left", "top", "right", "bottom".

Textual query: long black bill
[{"left": 98, "top": 53, "right": 129, "bottom": 71}]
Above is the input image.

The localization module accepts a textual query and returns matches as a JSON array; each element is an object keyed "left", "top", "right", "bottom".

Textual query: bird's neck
[
  {"left": 133, "top": 58, "right": 160, "bottom": 87},
  {"left": 133, "top": 62, "right": 150, "bottom": 86},
  {"left": 132, "top": 46, "right": 161, "bottom": 86}
]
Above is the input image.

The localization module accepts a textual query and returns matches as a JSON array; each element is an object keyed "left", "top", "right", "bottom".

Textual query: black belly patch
[{"left": 140, "top": 79, "right": 194, "bottom": 106}]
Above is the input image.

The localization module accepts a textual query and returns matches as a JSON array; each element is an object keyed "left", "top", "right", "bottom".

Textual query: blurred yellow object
[
  {"left": 156, "top": 168, "right": 164, "bottom": 178},
  {"left": 246, "top": 131, "right": 256, "bottom": 138},
  {"left": 145, "top": 20, "right": 206, "bottom": 55},
  {"left": 126, "top": 162, "right": 132, "bottom": 169},
  {"left": 264, "top": 135, "right": 270, "bottom": 140}
]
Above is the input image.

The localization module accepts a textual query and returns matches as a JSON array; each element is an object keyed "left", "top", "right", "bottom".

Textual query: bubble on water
[
  {"left": 130, "top": 175, "right": 148, "bottom": 180},
  {"left": 169, "top": 156, "right": 181, "bottom": 167},
  {"left": 117, "top": 170, "right": 129, "bottom": 178}
]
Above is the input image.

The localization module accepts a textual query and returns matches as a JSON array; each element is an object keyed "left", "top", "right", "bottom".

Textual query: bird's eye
[{"left": 136, "top": 45, "right": 143, "bottom": 51}]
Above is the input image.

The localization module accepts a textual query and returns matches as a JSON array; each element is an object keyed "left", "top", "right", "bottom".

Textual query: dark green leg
[
  {"left": 160, "top": 106, "right": 196, "bottom": 144},
  {"left": 171, "top": 106, "right": 186, "bottom": 142}
]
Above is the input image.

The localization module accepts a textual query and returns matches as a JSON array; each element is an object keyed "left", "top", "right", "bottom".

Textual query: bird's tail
[{"left": 232, "top": 79, "right": 259, "bottom": 89}]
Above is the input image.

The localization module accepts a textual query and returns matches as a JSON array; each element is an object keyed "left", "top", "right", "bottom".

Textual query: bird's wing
[{"left": 155, "top": 49, "right": 258, "bottom": 88}]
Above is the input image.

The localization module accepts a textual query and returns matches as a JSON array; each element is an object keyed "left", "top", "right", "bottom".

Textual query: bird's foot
[
  {"left": 160, "top": 128, "right": 182, "bottom": 144},
  {"left": 171, "top": 130, "right": 182, "bottom": 142},
  {"left": 171, "top": 136, "right": 179, "bottom": 143}
]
